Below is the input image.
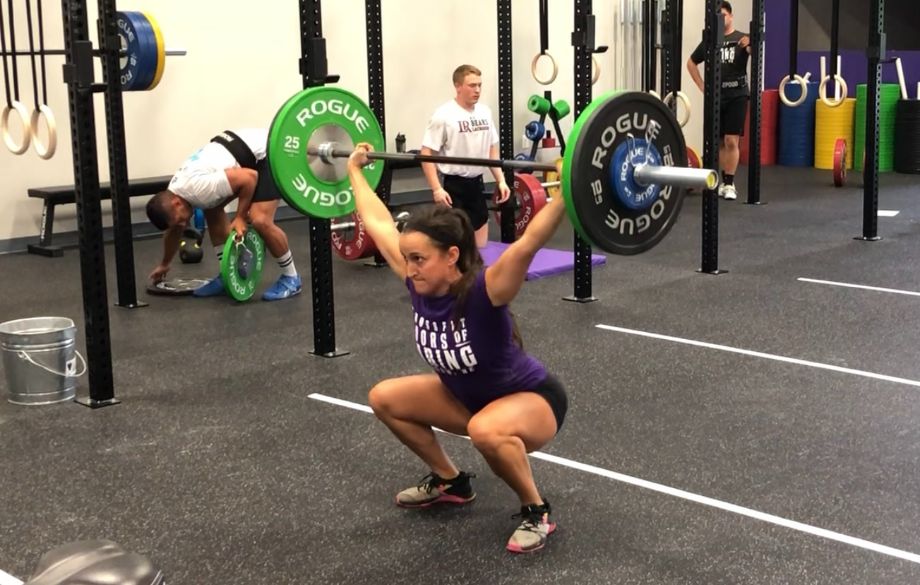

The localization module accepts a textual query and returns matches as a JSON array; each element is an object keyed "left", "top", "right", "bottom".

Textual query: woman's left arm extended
[{"left": 484, "top": 191, "right": 567, "bottom": 306}]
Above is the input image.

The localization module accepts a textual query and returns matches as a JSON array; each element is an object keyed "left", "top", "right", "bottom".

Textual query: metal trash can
[{"left": 0, "top": 317, "right": 84, "bottom": 405}]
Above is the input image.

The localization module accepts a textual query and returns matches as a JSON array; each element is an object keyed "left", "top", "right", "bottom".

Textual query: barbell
[
  {"left": 309, "top": 143, "right": 713, "bottom": 194},
  {"left": 330, "top": 210, "right": 410, "bottom": 234},
  {"left": 267, "top": 86, "right": 719, "bottom": 256},
  {"left": 333, "top": 174, "right": 557, "bottom": 262}
]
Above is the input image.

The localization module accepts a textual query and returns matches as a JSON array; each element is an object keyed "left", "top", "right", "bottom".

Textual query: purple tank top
[{"left": 407, "top": 270, "right": 547, "bottom": 413}]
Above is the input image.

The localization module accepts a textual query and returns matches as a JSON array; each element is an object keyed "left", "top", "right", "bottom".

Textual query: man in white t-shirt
[
  {"left": 421, "top": 64, "right": 511, "bottom": 248},
  {"left": 145, "top": 128, "right": 302, "bottom": 301}
]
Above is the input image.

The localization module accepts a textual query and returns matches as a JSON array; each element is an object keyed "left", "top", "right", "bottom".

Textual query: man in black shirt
[{"left": 687, "top": 0, "right": 751, "bottom": 200}]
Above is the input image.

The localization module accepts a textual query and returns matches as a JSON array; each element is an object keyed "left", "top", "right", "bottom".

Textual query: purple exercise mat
[{"left": 480, "top": 241, "right": 606, "bottom": 280}]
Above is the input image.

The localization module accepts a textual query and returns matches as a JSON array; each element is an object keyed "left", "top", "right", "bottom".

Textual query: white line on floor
[
  {"left": 798, "top": 277, "right": 920, "bottom": 298},
  {"left": 307, "top": 393, "right": 920, "bottom": 565},
  {"left": 595, "top": 324, "right": 920, "bottom": 389},
  {"left": 309, "top": 393, "right": 374, "bottom": 413},
  {"left": 878, "top": 210, "right": 900, "bottom": 217},
  {"left": 0, "top": 569, "right": 22, "bottom": 585}
]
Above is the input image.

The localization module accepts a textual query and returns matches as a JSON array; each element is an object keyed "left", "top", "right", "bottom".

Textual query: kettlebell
[{"left": 179, "top": 228, "right": 204, "bottom": 264}]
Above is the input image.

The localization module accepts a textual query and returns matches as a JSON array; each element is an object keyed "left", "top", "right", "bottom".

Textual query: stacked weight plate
[
  {"left": 814, "top": 98, "right": 855, "bottom": 170},
  {"left": 778, "top": 82, "right": 818, "bottom": 167},
  {"left": 853, "top": 83, "right": 900, "bottom": 172},
  {"left": 117, "top": 11, "right": 167, "bottom": 91},
  {"left": 894, "top": 99, "right": 920, "bottom": 174},
  {"left": 740, "top": 89, "right": 779, "bottom": 165}
]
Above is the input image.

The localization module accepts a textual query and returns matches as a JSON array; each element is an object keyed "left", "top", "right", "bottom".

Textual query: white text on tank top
[
  {"left": 422, "top": 101, "right": 499, "bottom": 178},
  {"left": 413, "top": 313, "right": 479, "bottom": 376}
]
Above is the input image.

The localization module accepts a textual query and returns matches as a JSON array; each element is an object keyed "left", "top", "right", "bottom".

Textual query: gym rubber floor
[{"left": 2, "top": 167, "right": 920, "bottom": 584}]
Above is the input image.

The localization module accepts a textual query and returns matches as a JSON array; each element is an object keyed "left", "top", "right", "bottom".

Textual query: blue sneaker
[
  {"left": 262, "top": 274, "right": 303, "bottom": 301},
  {"left": 192, "top": 275, "right": 226, "bottom": 298}
]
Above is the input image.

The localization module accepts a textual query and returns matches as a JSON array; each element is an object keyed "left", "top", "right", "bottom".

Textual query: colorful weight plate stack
[
  {"left": 894, "top": 99, "right": 920, "bottom": 174},
  {"left": 117, "top": 12, "right": 165, "bottom": 92},
  {"left": 853, "top": 83, "right": 901, "bottom": 172},
  {"left": 814, "top": 98, "right": 855, "bottom": 170},
  {"left": 778, "top": 82, "right": 818, "bottom": 167},
  {"left": 740, "top": 89, "right": 779, "bottom": 166}
]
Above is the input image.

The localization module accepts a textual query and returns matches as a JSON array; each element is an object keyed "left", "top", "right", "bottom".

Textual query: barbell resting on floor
[{"left": 267, "top": 86, "right": 720, "bottom": 255}]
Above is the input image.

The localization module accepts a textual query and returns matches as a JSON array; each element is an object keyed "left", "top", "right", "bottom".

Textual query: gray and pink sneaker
[
  {"left": 395, "top": 471, "right": 476, "bottom": 508},
  {"left": 506, "top": 501, "right": 556, "bottom": 553}
]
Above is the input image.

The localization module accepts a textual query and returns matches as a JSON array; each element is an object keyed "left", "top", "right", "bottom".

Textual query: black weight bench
[{"left": 27, "top": 176, "right": 172, "bottom": 257}]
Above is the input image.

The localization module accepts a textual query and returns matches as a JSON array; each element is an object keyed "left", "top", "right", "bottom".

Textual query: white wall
[
  {"left": 0, "top": 1, "right": 307, "bottom": 241},
  {"left": 0, "top": 0, "right": 729, "bottom": 243}
]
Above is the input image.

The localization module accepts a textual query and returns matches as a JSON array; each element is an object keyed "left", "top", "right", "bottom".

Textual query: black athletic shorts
[
  {"left": 530, "top": 373, "right": 568, "bottom": 433},
  {"left": 720, "top": 95, "right": 748, "bottom": 137},
  {"left": 252, "top": 158, "right": 282, "bottom": 203},
  {"left": 442, "top": 174, "right": 489, "bottom": 230}
]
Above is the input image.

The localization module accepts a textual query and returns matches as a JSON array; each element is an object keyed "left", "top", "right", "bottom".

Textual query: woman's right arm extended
[{"left": 347, "top": 144, "right": 406, "bottom": 280}]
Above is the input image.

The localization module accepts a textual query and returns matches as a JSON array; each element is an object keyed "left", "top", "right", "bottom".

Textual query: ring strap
[
  {"left": 0, "top": 0, "right": 13, "bottom": 105},
  {"left": 211, "top": 130, "right": 258, "bottom": 170},
  {"left": 36, "top": 0, "right": 48, "bottom": 105},
  {"left": 24, "top": 0, "right": 39, "bottom": 107},
  {"left": 5, "top": 0, "right": 20, "bottom": 101},
  {"left": 788, "top": 0, "right": 799, "bottom": 82},
  {"left": 539, "top": 0, "right": 549, "bottom": 54}
]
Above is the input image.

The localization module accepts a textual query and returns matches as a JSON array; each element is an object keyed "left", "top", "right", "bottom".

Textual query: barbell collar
[
  {"left": 632, "top": 164, "right": 720, "bottom": 191},
  {"left": 312, "top": 144, "right": 558, "bottom": 173}
]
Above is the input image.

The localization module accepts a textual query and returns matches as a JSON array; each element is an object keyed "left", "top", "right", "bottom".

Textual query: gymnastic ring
[
  {"left": 647, "top": 90, "right": 661, "bottom": 100},
  {"left": 1, "top": 100, "right": 32, "bottom": 155},
  {"left": 818, "top": 74, "right": 848, "bottom": 108},
  {"left": 662, "top": 91, "right": 691, "bottom": 127},
  {"left": 531, "top": 51, "right": 558, "bottom": 85},
  {"left": 591, "top": 55, "right": 601, "bottom": 85},
  {"left": 30, "top": 104, "right": 58, "bottom": 160},
  {"left": 779, "top": 74, "right": 809, "bottom": 107}
]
